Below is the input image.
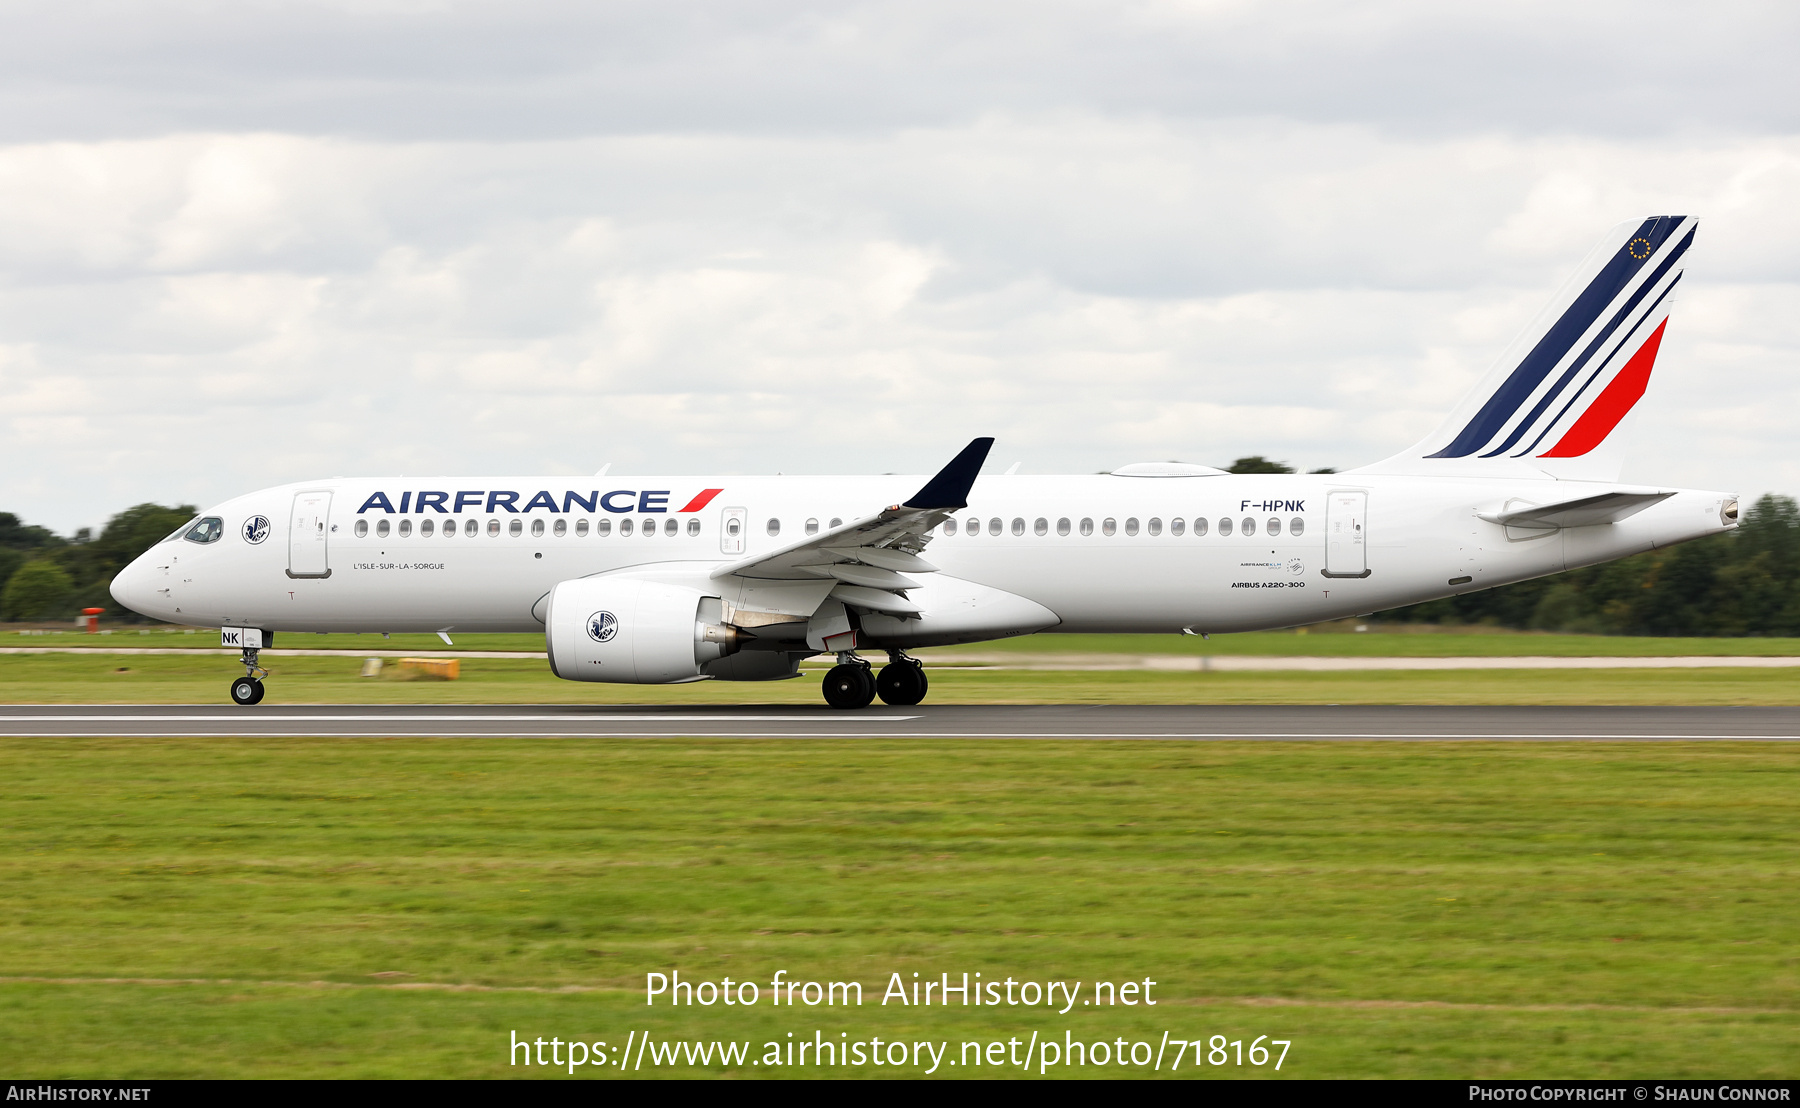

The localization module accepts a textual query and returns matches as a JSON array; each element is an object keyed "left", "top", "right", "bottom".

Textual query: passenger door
[
  {"left": 288, "top": 491, "right": 333, "bottom": 579},
  {"left": 1323, "top": 490, "right": 1370, "bottom": 578}
]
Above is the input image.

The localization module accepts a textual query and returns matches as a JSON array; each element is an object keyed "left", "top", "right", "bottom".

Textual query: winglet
[{"left": 904, "top": 437, "right": 995, "bottom": 510}]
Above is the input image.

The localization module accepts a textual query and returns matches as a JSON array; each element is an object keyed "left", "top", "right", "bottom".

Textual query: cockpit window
[
  {"left": 183, "top": 517, "right": 224, "bottom": 544},
  {"left": 164, "top": 518, "right": 200, "bottom": 543}
]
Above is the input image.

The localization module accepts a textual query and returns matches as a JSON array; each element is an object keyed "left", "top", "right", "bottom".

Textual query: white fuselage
[{"left": 111, "top": 472, "right": 1737, "bottom": 645}]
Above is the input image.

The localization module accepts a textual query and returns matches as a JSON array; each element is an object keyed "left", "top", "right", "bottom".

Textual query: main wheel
[
  {"left": 822, "top": 664, "right": 876, "bottom": 709},
  {"left": 876, "top": 661, "right": 928, "bottom": 706},
  {"left": 230, "top": 676, "right": 262, "bottom": 705}
]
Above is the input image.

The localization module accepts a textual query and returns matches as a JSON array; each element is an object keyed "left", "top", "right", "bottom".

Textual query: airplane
[{"left": 109, "top": 215, "right": 1736, "bottom": 709}]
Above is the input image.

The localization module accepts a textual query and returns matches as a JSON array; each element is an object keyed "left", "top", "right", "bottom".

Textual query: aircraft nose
[{"left": 110, "top": 558, "right": 144, "bottom": 614}]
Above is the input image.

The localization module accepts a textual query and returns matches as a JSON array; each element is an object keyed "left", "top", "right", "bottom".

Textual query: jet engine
[{"left": 545, "top": 577, "right": 739, "bottom": 684}]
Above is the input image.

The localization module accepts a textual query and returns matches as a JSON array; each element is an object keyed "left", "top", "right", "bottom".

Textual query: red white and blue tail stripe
[{"left": 1365, "top": 216, "right": 1695, "bottom": 481}]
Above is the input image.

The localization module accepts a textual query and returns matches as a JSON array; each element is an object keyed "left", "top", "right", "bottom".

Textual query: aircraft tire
[
  {"left": 822, "top": 664, "right": 876, "bottom": 709},
  {"left": 231, "top": 676, "right": 263, "bottom": 706},
  {"left": 876, "top": 662, "right": 928, "bottom": 706}
]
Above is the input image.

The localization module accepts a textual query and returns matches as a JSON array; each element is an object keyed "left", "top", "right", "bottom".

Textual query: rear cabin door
[
  {"left": 720, "top": 507, "right": 747, "bottom": 555},
  {"left": 288, "top": 491, "right": 333, "bottom": 579},
  {"left": 1323, "top": 491, "right": 1369, "bottom": 578}
]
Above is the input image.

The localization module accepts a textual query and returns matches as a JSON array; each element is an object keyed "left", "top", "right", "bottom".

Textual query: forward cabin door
[
  {"left": 287, "top": 491, "right": 333, "bottom": 579},
  {"left": 1323, "top": 491, "right": 1369, "bottom": 578}
]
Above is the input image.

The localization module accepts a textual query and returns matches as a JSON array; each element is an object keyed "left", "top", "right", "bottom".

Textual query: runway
[{"left": 2, "top": 703, "right": 1798, "bottom": 739}]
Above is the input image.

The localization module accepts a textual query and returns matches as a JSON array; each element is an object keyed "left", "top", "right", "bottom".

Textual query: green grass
[
  {"left": 21, "top": 625, "right": 1800, "bottom": 657},
  {"left": 4, "top": 651, "right": 1800, "bottom": 705},
  {"left": 0, "top": 737, "right": 1795, "bottom": 1077}
]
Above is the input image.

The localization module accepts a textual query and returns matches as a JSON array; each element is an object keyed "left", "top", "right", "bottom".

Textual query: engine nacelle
[{"left": 545, "top": 577, "right": 738, "bottom": 684}]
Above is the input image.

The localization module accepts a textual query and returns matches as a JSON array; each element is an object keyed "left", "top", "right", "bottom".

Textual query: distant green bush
[{"left": 2, "top": 559, "right": 75, "bottom": 621}]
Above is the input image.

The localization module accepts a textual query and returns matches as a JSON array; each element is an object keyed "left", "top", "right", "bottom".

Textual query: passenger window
[
  {"left": 1171, "top": 518, "right": 1185, "bottom": 536},
  {"left": 966, "top": 518, "right": 979, "bottom": 536},
  {"left": 488, "top": 519, "right": 502, "bottom": 537},
  {"left": 509, "top": 519, "right": 522, "bottom": 537},
  {"left": 664, "top": 518, "right": 677, "bottom": 536},
  {"left": 1102, "top": 518, "right": 1117, "bottom": 536},
  {"left": 806, "top": 518, "right": 820, "bottom": 536},
  {"left": 1034, "top": 517, "right": 1048, "bottom": 536},
  {"left": 687, "top": 518, "right": 701, "bottom": 536},
  {"left": 354, "top": 519, "right": 369, "bottom": 538},
  {"left": 1242, "top": 517, "right": 1256, "bottom": 536},
  {"left": 989, "top": 518, "right": 1002, "bottom": 536},
  {"left": 1011, "top": 517, "right": 1025, "bottom": 536},
  {"left": 766, "top": 518, "right": 780, "bottom": 537},
  {"left": 1124, "top": 517, "right": 1138, "bottom": 536},
  {"left": 644, "top": 520, "right": 656, "bottom": 537},
  {"left": 1148, "top": 517, "right": 1162, "bottom": 536},
  {"left": 1266, "top": 517, "right": 1281, "bottom": 536},
  {"left": 554, "top": 519, "right": 567, "bottom": 537},
  {"left": 398, "top": 519, "right": 412, "bottom": 538},
  {"left": 1080, "top": 517, "right": 1094, "bottom": 536},
  {"left": 620, "top": 518, "right": 634, "bottom": 537},
  {"left": 574, "top": 518, "right": 588, "bottom": 537},
  {"left": 464, "top": 519, "right": 479, "bottom": 537},
  {"left": 376, "top": 519, "right": 390, "bottom": 538},
  {"left": 421, "top": 519, "right": 435, "bottom": 537},
  {"left": 726, "top": 519, "right": 740, "bottom": 536},
  {"left": 1290, "top": 517, "right": 1305, "bottom": 537},
  {"left": 1194, "top": 517, "right": 1208, "bottom": 536},
  {"left": 532, "top": 519, "right": 545, "bottom": 537},
  {"left": 596, "top": 519, "right": 610, "bottom": 537},
  {"left": 829, "top": 518, "right": 842, "bottom": 528},
  {"left": 1217, "top": 517, "right": 1232, "bottom": 536},
  {"left": 944, "top": 521, "right": 957, "bottom": 537}
]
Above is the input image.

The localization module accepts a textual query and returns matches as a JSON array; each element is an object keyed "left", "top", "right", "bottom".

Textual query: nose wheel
[{"left": 230, "top": 646, "right": 268, "bottom": 705}]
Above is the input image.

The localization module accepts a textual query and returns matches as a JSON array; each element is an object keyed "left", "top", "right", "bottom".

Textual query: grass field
[
  {"left": 5, "top": 650, "right": 1800, "bottom": 705},
  {"left": 1, "top": 736, "right": 1795, "bottom": 1077},
  {"left": 17, "top": 624, "right": 1800, "bottom": 657}
]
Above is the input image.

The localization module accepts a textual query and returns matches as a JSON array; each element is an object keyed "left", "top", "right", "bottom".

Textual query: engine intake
[{"left": 545, "top": 577, "right": 739, "bottom": 684}]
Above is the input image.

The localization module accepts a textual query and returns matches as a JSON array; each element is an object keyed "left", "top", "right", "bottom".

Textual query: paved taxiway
[{"left": 2, "top": 704, "right": 1798, "bottom": 739}]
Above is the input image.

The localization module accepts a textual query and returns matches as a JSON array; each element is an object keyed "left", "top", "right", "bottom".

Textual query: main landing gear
[
  {"left": 230, "top": 646, "right": 267, "bottom": 705},
  {"left": 822, "top": 650, "right": 929, "bottom": 709}
]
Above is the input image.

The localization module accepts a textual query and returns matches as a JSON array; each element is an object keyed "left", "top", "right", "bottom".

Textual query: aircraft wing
[
  {"left": 1479, "top": 488, "right": 1675, "bottom": 529},
  {"left": 709, "top": 437, "right": 993, "bottom": 614}
]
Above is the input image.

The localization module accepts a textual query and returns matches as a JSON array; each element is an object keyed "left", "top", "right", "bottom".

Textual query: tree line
[
  {"left": 5, "top": 487, "right": 1798, "bottom": 637},
  {"left": 0, "top": 504, "right": 195, "bottom": 622}
]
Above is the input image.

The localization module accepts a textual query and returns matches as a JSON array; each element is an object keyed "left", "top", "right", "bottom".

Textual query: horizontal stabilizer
[{"left": 1478, "top": 489, "right": 1674, "bottom": 529}]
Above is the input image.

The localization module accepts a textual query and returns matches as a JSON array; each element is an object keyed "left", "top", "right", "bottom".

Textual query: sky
[{"left": 2, "top": 0, "right": 1796, "bottom": 534}]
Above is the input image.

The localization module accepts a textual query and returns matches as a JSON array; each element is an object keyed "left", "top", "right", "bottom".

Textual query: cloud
[{"left": 0, "top": 4, "right": 1796, "bottom": 531}]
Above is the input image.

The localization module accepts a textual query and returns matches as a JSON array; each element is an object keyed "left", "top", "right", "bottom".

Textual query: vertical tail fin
[{"left": 1360, "top": 216, "right": 1696, "bottom": 482}]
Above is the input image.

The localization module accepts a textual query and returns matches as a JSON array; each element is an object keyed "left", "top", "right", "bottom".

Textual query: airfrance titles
[{"left": 356, "top": 488, "right": 723, "bottom": 516}]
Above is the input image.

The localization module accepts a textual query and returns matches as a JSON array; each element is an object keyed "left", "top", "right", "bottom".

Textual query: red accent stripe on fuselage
[{"left": 678, "top": 488, "right": 725, "bottom": 513}]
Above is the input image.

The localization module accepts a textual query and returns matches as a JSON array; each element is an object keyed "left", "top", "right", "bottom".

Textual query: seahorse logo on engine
[{"left": 587, "top": 611, "right": 619, "bottom": 643}]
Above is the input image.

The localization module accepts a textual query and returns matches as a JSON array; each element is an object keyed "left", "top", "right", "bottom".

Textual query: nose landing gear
[{"left": 230, "top": 646, "right": 267, "bottom": 705}]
